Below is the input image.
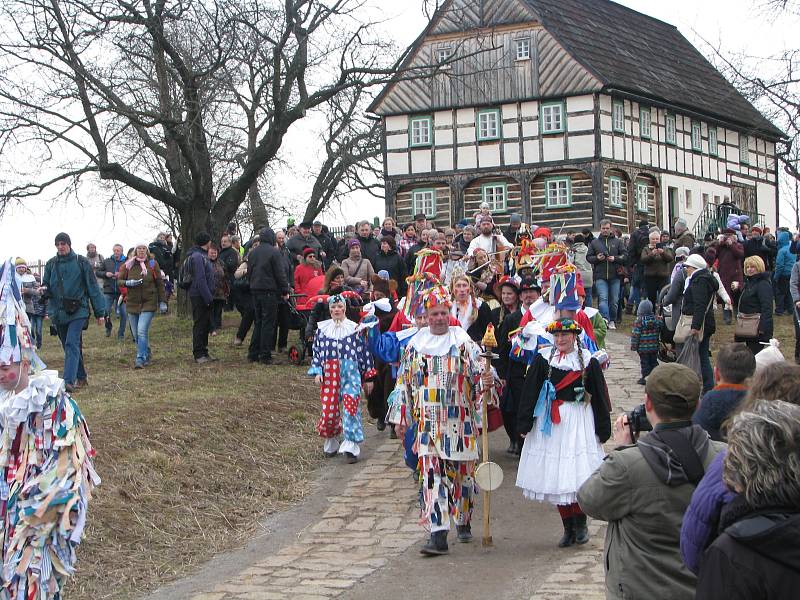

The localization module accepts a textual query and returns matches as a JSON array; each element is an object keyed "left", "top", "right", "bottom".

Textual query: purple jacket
[{"left": 679, "top": 450, "right": 736, "bottom": 575}]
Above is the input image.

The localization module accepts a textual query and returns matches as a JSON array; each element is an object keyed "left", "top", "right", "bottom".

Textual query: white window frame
[
  {"left": 691, "top": 121, "right": 702, "bottom": 151},
  {"left": 636, "top": 182, "right": 649, "bottom": 212},
  {"left": 541, "top": 101, "right": 565, "bottom": 134},
  {"left": 640, "top": 107, "right": 651, "bottom": 139},
  {"left": 412, "top": 189, "right": 436, "bottom": 218},
  {"left": 709, "top": 127, "right": 718, "bottom": 156},
  {"left": 476, "top": 109, "right": 501, "bottom": 141},
  {"left": 409, "top": 116, "right": 432, "bottom": 147},
  {"left": 482, "top": 182, "right": 507, "bottom": 212},
  {"left": 666, "top": 113, "right": 677, "bottom": 145},
  {"left": 612, "top": 101, "right": 625, "bottom": 133},
  {"left": 685, "top": 189, "right": 693, "bottom": 210},
  {"left": 608, "top": 176, "right": 623, "bottom": 207},
  {"left": 545, "top": 177, "right": 572, "bottom": 209},
  {"left": 740, "top": 134, "right": 750, "bottom": 164},
  {"left": 515, "top": 39, "right": 531, "bottom": 61},
  {"left": 435, "top": 46, "right": 453, "bottom": 67}
]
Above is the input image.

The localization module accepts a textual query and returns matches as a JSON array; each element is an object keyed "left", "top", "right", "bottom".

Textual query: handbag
[
  {"left": 55, "top": 258, "right": 88, "bottom": 315},
  {"left": 734, "top": 295, "right": 761, "bottom": 339},
  {"left": 674, "top": 294, "right": 713, "bottom": 344}
]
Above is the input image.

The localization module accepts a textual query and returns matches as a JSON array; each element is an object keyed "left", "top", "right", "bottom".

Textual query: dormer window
[
  {"left": 435, "top": 47, "right": 453, "bottom": 68},
  {"left": 515, "top": 39, "right": 531, "bottom": 61}
]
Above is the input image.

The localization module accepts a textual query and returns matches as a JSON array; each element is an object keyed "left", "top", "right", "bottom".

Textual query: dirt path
[{"left": 145, "top": 333, "right": 643, "bottom": 600}]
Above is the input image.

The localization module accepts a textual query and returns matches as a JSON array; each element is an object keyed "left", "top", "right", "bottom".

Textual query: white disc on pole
[{"left": 475, "top": 461, "right": 504, "bottom": 491}]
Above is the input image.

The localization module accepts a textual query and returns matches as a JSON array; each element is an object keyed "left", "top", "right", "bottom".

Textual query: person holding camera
[
  {"left": 516, "top": 318, "right": 611, "bottom": 548},
  {"left": 577, "top": 363, "right": 725, "bottom": 600},
  {"left": 641, "top": 230, "right": 675, "bottom": 305},
  {"left": 42, "top": 232, "right": 107, "bottom": 392}
]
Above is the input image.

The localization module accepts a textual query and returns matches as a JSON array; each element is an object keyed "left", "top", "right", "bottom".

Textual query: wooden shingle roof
[{"left": 524, "top": 0, "right": 785, "bottom": 139}]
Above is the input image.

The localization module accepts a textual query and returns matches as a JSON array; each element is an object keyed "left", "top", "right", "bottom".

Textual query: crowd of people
[{"left": 4, "top": 203, "right": 800, "bottom": 598}]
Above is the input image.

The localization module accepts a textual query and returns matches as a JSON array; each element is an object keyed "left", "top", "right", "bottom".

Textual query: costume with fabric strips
[
  {"left": 515, "top": 318, "right": 610, "bottom": 546},
  {"left": 387, "top": 285, "right": 497, "bottom": 536},
  {"left": 0, "top": 259, "right": 99, "bottom": 599},
  {"left": 308, "top": 295, "right": 376, "bottom": 458}
]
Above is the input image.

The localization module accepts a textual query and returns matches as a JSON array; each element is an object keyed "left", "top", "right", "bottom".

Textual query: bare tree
[{"left": 0, "top": 0, "right": 398, "bottom": 249}]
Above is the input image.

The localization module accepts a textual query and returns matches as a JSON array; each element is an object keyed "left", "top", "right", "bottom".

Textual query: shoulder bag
[
  {"left": 734, "top": 291, "right": 761, "bottom": 339},
  {"left": 674, "top": 294, "right": 713, "bottom": 344}
]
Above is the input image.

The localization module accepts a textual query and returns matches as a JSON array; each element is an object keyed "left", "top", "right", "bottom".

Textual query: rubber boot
[
  {"left": 456, "top": 523, "right": 473, "bottom": 543},
  {"left": 574, "top": 514, "right": 589, "bottom": 545},
  {"left": 420, "top": 530, "right": 449, "bottom": 556},
  {"left": 558, "top": 517, "right": 576, "bottom": 547}
]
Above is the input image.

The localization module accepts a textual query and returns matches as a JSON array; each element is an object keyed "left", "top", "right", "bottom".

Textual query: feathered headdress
[
  {"left": 545, "top": 318, "right": 582, "bottom": 335},
  {"left": 402, "top": 248, "right": 444, "bottom": 319},
  {"left": 422, "top": 282, "right": 452, "bottom": 310},
  {"left": 0, "top": 259, "right": 46, "bottom": 371}
]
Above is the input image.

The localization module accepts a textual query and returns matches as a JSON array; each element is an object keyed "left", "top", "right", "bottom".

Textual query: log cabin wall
[
  {"left": 603, "top": 168, "right": 630, "bottom": 233},
  {"left": 395, "top": 182, "right": 452, "bottom": 229},
  {"left": 530, "top": 169, "right": 593, "bottom": 233},
  {"left": 463, "top": 176, "right": 523, "bottom": 228}
]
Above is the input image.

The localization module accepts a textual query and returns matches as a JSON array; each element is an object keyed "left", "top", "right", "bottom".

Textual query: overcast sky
[{"left": 2, "top": 0, "right": 798, "bottom": 263}]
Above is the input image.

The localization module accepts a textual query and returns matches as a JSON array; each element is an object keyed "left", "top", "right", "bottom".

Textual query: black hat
[
  {"left": 413, "top": 213, "right": 427, "bottom": 221},
  {"left": 54, "top": 232, "right": 72, "bottom": 246},
  {"left": 299, "top": 221, "right": 313, "bottom": 229},
  {"left": 194, "top": 231, "right": 212, "bottom": 246}
]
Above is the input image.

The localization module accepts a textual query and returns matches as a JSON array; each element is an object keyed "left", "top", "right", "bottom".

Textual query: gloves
[
  {"left": 124, "top": 278, "right": 143, "bottom": 288},
  {"left": 159, "top": 302, "right": 168, "bottom": 314}
]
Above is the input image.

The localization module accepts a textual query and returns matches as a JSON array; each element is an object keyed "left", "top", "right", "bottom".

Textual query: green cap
[
  {"left": 645, "top": 363, "right": 702, "bottom": 412},
  {"left": 287, "top": 218, "right": 295, "bottom": 226}
]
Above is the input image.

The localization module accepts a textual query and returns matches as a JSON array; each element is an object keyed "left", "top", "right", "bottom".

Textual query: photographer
[
  {"left": 641, "top": 230, "right": 674, "bottom": 305},
  {"left": 577, "top": 363, "right": 725, "bottom": 600}
]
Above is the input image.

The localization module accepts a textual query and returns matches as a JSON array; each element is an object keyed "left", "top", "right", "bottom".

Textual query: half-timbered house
[{"left": 368, "top": 0, "right": 785, "bottom": 235}]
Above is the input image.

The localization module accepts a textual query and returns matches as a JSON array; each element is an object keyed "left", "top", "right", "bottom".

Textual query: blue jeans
[
  {"left": 127, "top": 311, "right": 154, "bottom": 364},
  {"left": 105, "top": 293, "right": 128, "bottom": 338},
  {"left": 27, "top": 313, "right": 43, "bottom": 349},
  {"left": 583, "top": 286, "right": 593, "bottom": 308},
  {"left": 56, "top": 318, "right": 87, "bottom": 385},
  {"left": 594, "top": 278, "right": 621, "bottom": 323}
]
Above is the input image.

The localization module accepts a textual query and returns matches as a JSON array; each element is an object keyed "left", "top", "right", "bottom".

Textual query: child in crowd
[
  {"left": 692, "top": 343, "right": 756, "bottom": 441},
  {"left": 630, "top": 299, "right": 660, "bottom": 385}
]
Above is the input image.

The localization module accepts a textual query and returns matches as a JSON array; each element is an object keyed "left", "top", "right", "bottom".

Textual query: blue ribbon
[{"left": 533, "top": 379, "right": 556, "bottom": 437}]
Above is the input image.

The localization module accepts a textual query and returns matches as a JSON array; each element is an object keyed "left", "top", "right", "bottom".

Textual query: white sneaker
[{"left": 608, "top": 321, "right": 617, "bottom": 330}]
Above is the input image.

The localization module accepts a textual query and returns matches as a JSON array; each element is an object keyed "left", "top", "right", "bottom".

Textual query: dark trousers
[
  {"left": 271, "top": 301, "right": 290, "bottom": 351},
  {"left": 638, "top": 352, "right": 658, "bottom": 378},
  {"left": 234, "top": 290, "right": 255, "bottom": 342},
  {"left": 699, "top": 334, "right": 714, "bottom": 393},
  {"left": 644, "top": 276, "right": 667, "bottom": 306},
  {"left": 501, "top": 375, "right": 525, "bottom": 444},
  {"left": 249, "top": 292, "right": 278, "bottom": 361},
  {"left": 794, "top": 306, "right": 800, "bottom": 360},
  {"left": 190, "top": 296, "right": 212, "bottom": 359},
  {"left": 210, "top": 299, "right": 225, "bottom": 331},
  {"left": 774, "top": 276, "right": 792, "bottom": 314},
  {"left": 56, "top": 318, "right": 87, "bottom": 385}
]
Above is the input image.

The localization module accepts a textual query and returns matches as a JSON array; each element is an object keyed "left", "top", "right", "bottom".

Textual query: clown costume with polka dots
[{"left": 308, "top": 295, "right": 376, "bottom": 464}]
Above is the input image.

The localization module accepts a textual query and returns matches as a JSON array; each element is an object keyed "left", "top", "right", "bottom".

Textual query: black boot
[
  {"left": 456, "top": 524, "right": 473, "bottom": 543},
  {"left": 574, "top": 514, "right": 589, "bottom": 545},
  {"left": 420, "top": 530, "right": 449, "bottom": 556},
  {"left": 506, "top": 440, "right": 517, "bottom": 454},
  {"left": 558, "top": 517, "right": 576, "bottom": 547},
  {"left": 376, "top": 417, "right": 386, "bottom": 431},
  {"left": 723, "top": 308, "right": 732, "bottom": 326}
]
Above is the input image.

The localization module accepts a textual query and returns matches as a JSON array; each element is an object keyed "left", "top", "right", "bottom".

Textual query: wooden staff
[{"left": 478, "top": 324, "right": 500, "bottom": 547}]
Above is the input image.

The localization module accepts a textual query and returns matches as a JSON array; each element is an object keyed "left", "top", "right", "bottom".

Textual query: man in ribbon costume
[
  {"left": 515, "top": 318, "right": 611, "bottom": 547},
  {"left": 308, "top": 294, "right": 376, "bottom": 464},
  {"left": 0, "top": 259, "right": 100, "bottom": 599},
  {"left": 387, "top": 282, "right": 496, "bottom": 556}
]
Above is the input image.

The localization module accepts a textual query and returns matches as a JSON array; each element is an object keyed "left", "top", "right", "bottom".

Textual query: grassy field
[
  {"left": 614, "top": 307, "right": 798, "bottom": 359},
  {"left": 35, "top": 312, "right": 323, "bottom": 599}
]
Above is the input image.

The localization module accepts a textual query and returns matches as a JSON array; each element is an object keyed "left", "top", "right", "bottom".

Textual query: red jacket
[{"left": 294, "top": 263, "right": 323, "bottom": 296}]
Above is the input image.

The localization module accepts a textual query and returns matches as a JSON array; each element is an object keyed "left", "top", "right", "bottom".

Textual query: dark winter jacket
[
  {"left": 117, "top": 259, "right": 166, "bottom": 314},
  {"left": 736, "top": 272, "right": 773, "bottom": 341},
  {"left": 744, "top": 236, "right": 777, "bottom": 272},
  {"left": 405, "top": 241, "right": 428, "bottom": 273},
  {"left": 696, "top": 501, "right": 800, "bottom": 600},
  {"left": 680, "top": 450, "right": 736, "bottom": 575},
  {"left": 313, "top": 231, "right": 337, "bottom": 268},
  {"left": 578, "top": 423, "right": 726, "bottom": 600},
  {"left": 286, "top": 233, "right": 322, "bottom": 266},
  {"left": 774, "top": 230, "right": 795, "bottom": 279},
  {"left": 218, "top": 246, "right": 240, "bottom": 279},
  {"left": 247, "top": 229, "right": 290, "bottom": 295},
  {"left": 641, "top": 245, "right": 675, "bottom": 280},
  {"left": 355, "top": 234, "right": 380, "bottom": 267},
  {"left": 97, "top": 255, "right": 127, "bottom": 295},
  {"left": 693, "top": 385, "right": 747, "bottom": 441},
  {"left": 496, "top": 308, "right": 526, "bottom": 381},
  {"left": 186, "top": 246, "right": 214, "bottom": 305},
  {"left": 716, "top": 239, "right": 745, "bottom": 296},
  {"left": 629, "top": 223, "right": 651, "bottom": 267},
  {"left": 373, "top": 249, "right": 407, "bottom": 296},
  {"left": 148, "top": 240, "right": 175, "bottom": 280},
  {"left": 587, "top": 234, "right": 626, "bottom": 281},
  {"left": 42, "top": 250, "right": 106, "bottom": 325},
  {"left": 682, "top": 268, "right": 719, "bottom": 337},
  {"left": 277, "top": 244, "right": 295, "bottom": 288}
]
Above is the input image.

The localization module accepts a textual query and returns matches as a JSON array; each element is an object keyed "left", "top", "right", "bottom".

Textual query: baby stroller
[
  {"left": 656, "top": 283, "right": 677, "bottom": 363},
  {"left": 286, "top": 274, "right": 326, "bottom": 365}
]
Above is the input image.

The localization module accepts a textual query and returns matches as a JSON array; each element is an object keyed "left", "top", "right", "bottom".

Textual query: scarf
[{"left": 125, "top": 255, "right": 148, "bottom": 278}]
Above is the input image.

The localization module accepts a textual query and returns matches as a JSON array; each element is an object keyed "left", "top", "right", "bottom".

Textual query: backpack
[{"left": 177, "top": 255, "right": 195, "bottom": 290}]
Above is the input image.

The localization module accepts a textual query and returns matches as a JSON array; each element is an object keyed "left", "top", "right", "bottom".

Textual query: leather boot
[
  {"left": 558, "top": 517, "right": 576, "bottom": 547},
  {"left": 723, "top": 308, "right": 732, "bottom": 326},
  {"left": 456, "top": 523, "right": 473, "bottom": 543},
  {"left": 420, "top": 530, "right": 449, "bottom": 556},
  {"left": 574, "top": 514, "right": 589, "bottom": 544}
]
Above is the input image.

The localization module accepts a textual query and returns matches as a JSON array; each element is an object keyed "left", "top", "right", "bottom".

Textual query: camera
[{"left": 627, "top": 403, "right": 652, "bottom": 442}]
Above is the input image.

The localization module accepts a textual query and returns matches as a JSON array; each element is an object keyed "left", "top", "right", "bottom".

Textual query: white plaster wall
[
  {"left": 567, "top": 95, "right": 594, "bottom": 112},
  {"left": 568, "top": 134, "right": 594, "bottom": 159},
  {"left": 504, "top": 142, "right": 520, "bottom": 165},
  {"left": 387, "top": 153, "right": 408, "bottom": 176},
  {"left": 523, "top": 140, "right": 540, "bottom": 163},
  {"left": 410, "top": 150, "right": 432, "bottom": 173},
  {"left": 542, "top": 137, "right": 565, "bottom": 162},
  {"left": 386, "top": 134, "right": 407, "bottom": 150},
  {"left": 459, "top": 146, "right": 477, "bottom": 170},
  {"left": 478, "top": 145, "right": 501, "bottom": 168},
  {"left": 436, "top": 149, "right": 453, "bottom": 171},
  {"left": 661, "top": 173, "right": 739, "bottom": 232},
  {"left": 756, "top": 182, "right": 778, "bottom": 230},
  {"left": 385, "top": 115, "right": 407, "bottom": 131}
]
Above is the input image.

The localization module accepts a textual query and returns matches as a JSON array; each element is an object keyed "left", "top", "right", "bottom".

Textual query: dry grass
[{"left": 35, "top": 312, "right": 322, "bottom": 600}]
